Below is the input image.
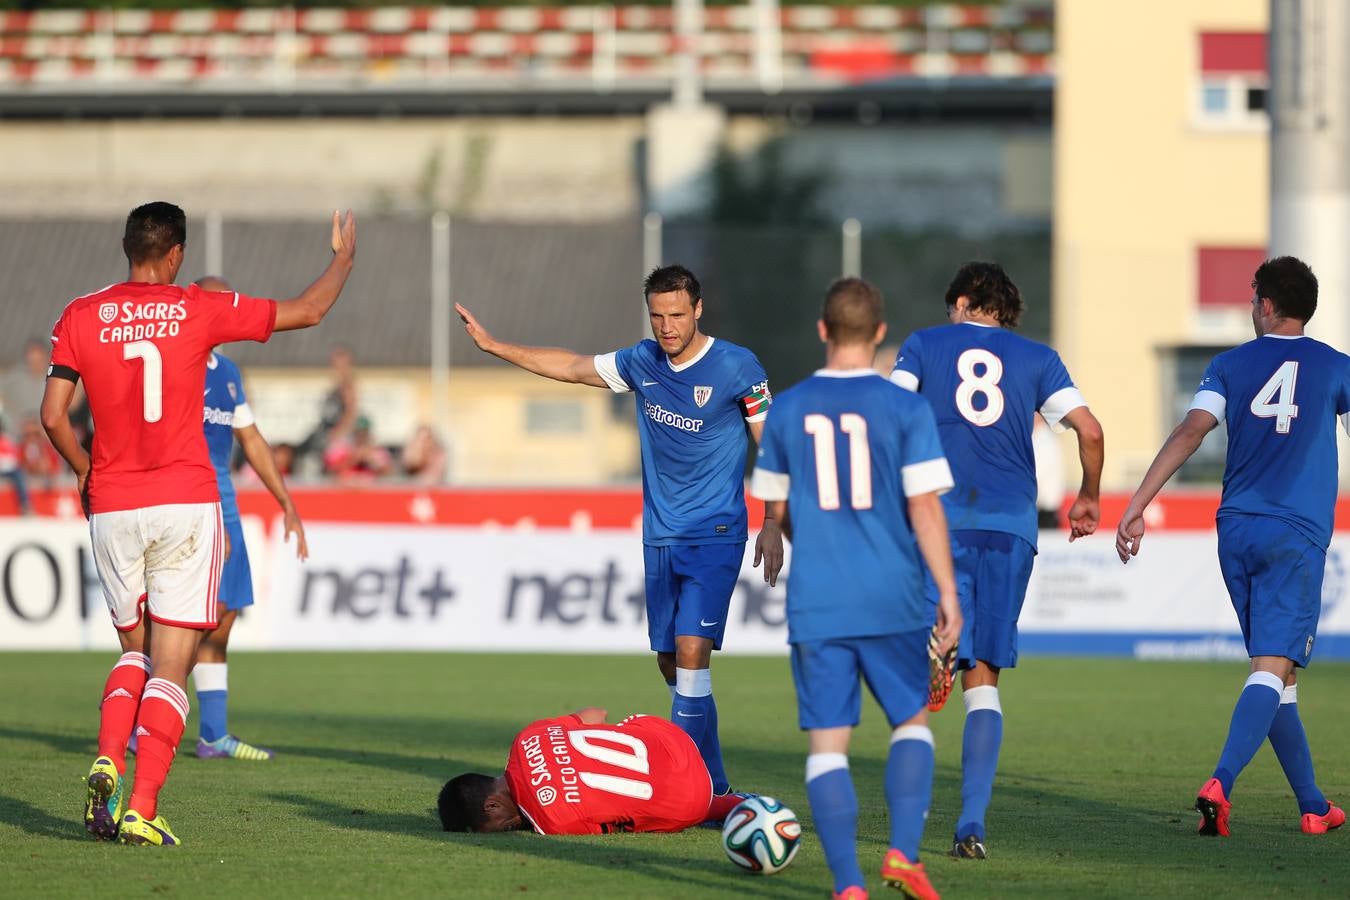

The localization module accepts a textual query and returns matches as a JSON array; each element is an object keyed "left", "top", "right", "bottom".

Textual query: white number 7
[
  {"left": 1250, "top": 360, "right": 1299, "bottom": 434},
  {"left": 123, "top": 341, "right": 163, "bottom": 424}
]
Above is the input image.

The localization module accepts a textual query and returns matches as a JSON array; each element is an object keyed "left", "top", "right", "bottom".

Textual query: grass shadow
[{"left": 0, "top": 795, "right": 90, "bottom": 843}]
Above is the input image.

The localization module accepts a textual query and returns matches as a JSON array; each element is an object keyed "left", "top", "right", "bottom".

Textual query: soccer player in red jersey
[
  {"left": 438, "top": 708, "right": 747, "bottom": 835},
  {"left": 41, "top": 201, "right": 357, "bottom": 846}
]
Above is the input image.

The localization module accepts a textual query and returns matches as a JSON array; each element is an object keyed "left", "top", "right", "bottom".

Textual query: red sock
[
  {"left": 97, "top": 651, "right": 151, "bottom": 774},
  {"left": 706, "top": 792, "right": 745, "bottom": 824},
  {"left": 127, "top": 678, "right": 189, "bottom": 820}
]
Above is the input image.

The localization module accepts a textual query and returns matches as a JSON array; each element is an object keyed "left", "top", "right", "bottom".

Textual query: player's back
[
  {"left": 51, "top": 282, "right": 276, "bottom": 514},
  {"left": 891, "top": 323, "right": 1083, "bottom": 546},
  {"left": 504, "top": 714, "right": 710, "bottom": 835},
  {"left": 763, "top": 371, "right": 949, "bottom": 642},
  {"left": 1198, "top": 334, "right": 1350, "bottom": 548}
]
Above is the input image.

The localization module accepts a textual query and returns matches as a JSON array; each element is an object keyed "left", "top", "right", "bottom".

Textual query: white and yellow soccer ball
[{"left": 720, "top": 796, "right": 802, "bottom": 875}]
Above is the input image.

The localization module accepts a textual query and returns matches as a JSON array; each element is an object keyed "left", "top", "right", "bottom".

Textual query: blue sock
[
  {"left": 1268, "top": 686, "right": 1328, "bottom": 816},
  {"left": 806, "top": 755, "right": 865, "bottom": 893},
  {"left": 1213, "top": 671, "right": 1284, "bottom": 796},
  {"left": 672, "top": 668, "right": 729, "bottom": 793},
  {"left": 887, "top": 726, "right": 935, "bottom": 860},
  {"left": 194, "top": 662, "right": 229, "bottom": 743},
  {"left": 957, "top": 686, "right": 1003, "bottom": 842}
]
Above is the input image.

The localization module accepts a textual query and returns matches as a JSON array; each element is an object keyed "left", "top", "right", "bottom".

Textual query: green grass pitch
[{"left": 3, "top": 652, "right": 1349, "bottom": 898}]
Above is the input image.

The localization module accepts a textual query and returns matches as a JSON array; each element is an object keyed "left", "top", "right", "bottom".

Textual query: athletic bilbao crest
[
  {"left": 99, "top": 303, "right": 118, "bottom": 324},
  {"left": 693, "top": 385, "right": 713, "bottom": 408}
]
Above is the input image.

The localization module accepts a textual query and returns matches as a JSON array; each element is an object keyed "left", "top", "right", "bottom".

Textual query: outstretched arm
[
  {"left": 235, "top": 423, "right": 308, "bottom": 561},
  {"left": 455, "top": 303, "right": 608, "bottom": 388},
  {"left": 908, "top": 491, "right": 961, "bottom": 654},
  {"left": 274, "top": 210, "right": 357, "bottom": 332},
  {"left": 1061, "top": 406, "right": 1105, "bottom": 543},
  {"left": 1115, "top": 409, "right": 1218, "bottom": 563}
]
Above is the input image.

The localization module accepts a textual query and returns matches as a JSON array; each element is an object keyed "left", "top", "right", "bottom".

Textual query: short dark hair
[
  {"left": 823, "top": 277, "right": 884, "bottom": 344},
  {"left": 1253, "top": 256, "right": 1318, "bottom": 323},
  {"left": 643, "top": 265, "right": 702, "bottom": 304},
  {"left": 123, "top": 202, "right": 186, "bottom": 266},
  {"left": 944, "top": 262, "right": 1024, "bottom": 328},
  {"left": 438, "top": 773, "right": 496, "bottom": 832}
]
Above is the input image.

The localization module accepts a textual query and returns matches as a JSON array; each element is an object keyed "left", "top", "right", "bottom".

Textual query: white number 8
[{"left": 955, "top": 348, "right": 1004, "bottom": 426}]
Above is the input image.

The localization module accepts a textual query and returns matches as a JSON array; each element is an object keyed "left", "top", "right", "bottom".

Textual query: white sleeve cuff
[
  {"left": 745, "top": 409, "right": 769, "bottom": 424},
  {"left": 231, "top": 401, "right": 255, "bottom": 429},
  {"left": 749, "top": 468, "right": 790, "bottom": 501},
  {"left": 593, "top": 352, "right": 631, "bottom": 394},
  {"left": 902, "top": 457, "right": 954, "bottom": 497},
  {"left": 1190, "top": 389, "right": 1227, "bottom": 421},
  {"left": 889, "top": 370, "right": 920, "bottom": 392},
  {"left": 1342, "top": 412, "right": 1350, "bottom": 437},
  {"left": 1039, "top": 386, "right": 1087, "bottom": 433}
]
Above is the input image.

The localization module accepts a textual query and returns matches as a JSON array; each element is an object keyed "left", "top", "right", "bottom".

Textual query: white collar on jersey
[
  {"left": 960, "top": 321, "right": 998, "bottom": 328},
  {"left": 666, "top": 335, "right": 716, "bottom": 372},
  {"left": 814, "top": 368, "right": 882, "bottom": 378},
  {"left": 207, "top": 352, "right": 219, "bottom": 369},
  {"left": 1261, "top": 333, "right": 1307, "bottom": 340}
]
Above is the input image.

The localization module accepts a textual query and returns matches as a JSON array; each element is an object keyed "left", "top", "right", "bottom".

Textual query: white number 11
[
  {"left": 804, "top": 413, "right": 873, "bottom": 511},
  {"left": 1250, "top": 360, "right": 1299, "bottom": 434}
]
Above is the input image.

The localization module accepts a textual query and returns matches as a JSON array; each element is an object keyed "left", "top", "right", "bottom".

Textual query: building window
[
  {"left": 1197, "top": 246, "right": 1265, "bottom": 309},
  {"left": 525, "top": 398, "right": 585, "bottom": 434},
  {"left": 1196, "top": 31, "right": 1268, "bottom": 128},
  {"left": 1171, "top": 346, "right": 1232, "bottom": 484}
]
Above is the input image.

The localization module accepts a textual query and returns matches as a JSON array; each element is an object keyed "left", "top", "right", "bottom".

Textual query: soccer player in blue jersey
[
  {"left": 752, "top": 277, "right": 961, "bottom": 900},
  {"left": 194, "top": 276, "right": 308, "bottom": 760},
  {"left": 1116, "top": 256, "right": 1346, "bottom": 838},
  {"left": 890, "top": 262, "right": 1104, "bottom": 859},
  {"left": 455, "top": 265, "right": 783, "bottom": 798}
]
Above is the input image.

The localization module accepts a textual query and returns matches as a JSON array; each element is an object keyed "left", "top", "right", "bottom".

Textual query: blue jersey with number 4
[
  {"left": 203, "top": 352, "right": 251, "bottom": 525},
  {"left": 1190, "top": 334, "right": 1350, "bottom": 549},
  {"left": 594, "top": 337, "right": 771, "bottom": 546},
  {"left": 891, "top": 323, "right": 1086, "bottom": 548},
  {"left": 750, "top": 370, "right": 954, "bottom": 643}
]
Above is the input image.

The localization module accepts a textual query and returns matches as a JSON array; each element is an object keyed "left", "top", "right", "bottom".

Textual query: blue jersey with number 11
[
  {"left": 1190, "top": 334, "right": 1350, "bottom": 549},
  {"left": 891, "top": 322, "right": 1087, "bottom": 548}
]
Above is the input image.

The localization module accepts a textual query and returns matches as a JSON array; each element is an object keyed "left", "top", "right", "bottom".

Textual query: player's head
[
  {"left": 1252, "top": 256, "right": 1317, "bottom": 331},
  {"left": 123, "top": 202, "right": 187, "bottom": 278},
  {"left": 194, "top": 275, "right": 232, "bottom": 293},
  {"left": 643, "top": 265, "right": 703, "bottom": 358},
  {"left": 944, "top": 261, "right": 1023, "bottom": 328},
  {"left": 437, "top": 773, "right": 523, "bottom": 833},
  {"left": 819, "top": 277, "right": 887, "bottom": 352}
]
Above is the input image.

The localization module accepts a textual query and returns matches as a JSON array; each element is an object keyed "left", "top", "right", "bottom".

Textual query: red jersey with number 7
[
  {"left": 49, "top": 282, "right": 277, "bottom": 515},
  {"left": 504, "top": 714, "right": 712, "bottom": 835}
]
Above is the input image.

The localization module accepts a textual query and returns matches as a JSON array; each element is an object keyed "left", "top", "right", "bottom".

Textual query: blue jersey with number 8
[
  {"left": 891, "top": 322, "right": 1087, "bottom": 548},
  {"left": 1191, "top": 334, "right": 1350, "bottom": 549}
]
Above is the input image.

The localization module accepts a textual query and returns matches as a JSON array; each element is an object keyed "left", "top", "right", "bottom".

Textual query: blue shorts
[
  {"left": 643, "top": 542, "right": 745, "bottom": 653},
  {"left": 218, "top": 517, "right": 255, "bottom": 612},
  {"left": 926, "top": 530, "right": 1036, "bottom": 671},
  {"left": 1217, "top": 515, "right": 1325, "bottom": 667},
  {"left": 790, "top": 630, "right": 929, "bottom": 730}
]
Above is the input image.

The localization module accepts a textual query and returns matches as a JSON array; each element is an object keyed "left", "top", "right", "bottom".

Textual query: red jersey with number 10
[
  {"left": 503, "top": 714, "right": 712, "bottom": 835},
  {"left": 50, "top": 282, "right": 277, "bottom": 515}
]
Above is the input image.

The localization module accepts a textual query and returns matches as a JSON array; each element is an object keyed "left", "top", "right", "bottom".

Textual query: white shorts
[{"left": 89, "top": 502, "right": 224, "bottom": 631}]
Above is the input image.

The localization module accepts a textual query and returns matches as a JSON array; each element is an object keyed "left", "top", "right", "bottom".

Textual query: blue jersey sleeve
[
  {"left": 749, "top": 407, "right": 790, "bottom": 501},
  {"left": 899, "top": 397, "right": 954, "bottom": 497},
  {"left": 890, "top": 333, "right": 923, "bottom": 391},
  {"left": 1190, "top": 355, "right": 1228, "bottom": 421}
]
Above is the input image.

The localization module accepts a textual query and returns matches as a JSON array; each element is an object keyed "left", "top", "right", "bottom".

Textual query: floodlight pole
[
  {"left": 642, "top": 211, "right": 663, "bottom": 340},
  {"left": 430, "top": 211, "right": 452, "bottom": 438},
  {"left": 842, "top": 218, "right": 862, "bottom": 277}
]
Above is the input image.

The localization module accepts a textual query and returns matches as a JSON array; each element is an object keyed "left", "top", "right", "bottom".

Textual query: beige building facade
[{"left": 1054, "top": 0, "right": 1268, "bottom": 487}]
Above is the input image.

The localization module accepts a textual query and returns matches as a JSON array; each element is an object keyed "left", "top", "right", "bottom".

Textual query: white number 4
[{"left": 1250, "top": 361, "right": 1299, "bottom": 434}]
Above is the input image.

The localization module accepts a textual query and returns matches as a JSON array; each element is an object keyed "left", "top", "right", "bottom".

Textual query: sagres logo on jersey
[
  {"left": 693, "top": 385, "right": 714, "bottom": 408},
  {"left": 99, "top": 303, "right": 118, "bottom": 324}
]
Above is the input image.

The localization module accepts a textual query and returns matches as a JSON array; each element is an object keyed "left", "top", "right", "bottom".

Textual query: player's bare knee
[{"left": 674, "top": 637, "right": 713, "bottom": 670}]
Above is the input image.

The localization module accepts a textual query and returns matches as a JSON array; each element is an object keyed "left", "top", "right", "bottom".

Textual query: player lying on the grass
[
  {"left": 752, "top": 277, "right": 961, "bottom": 900},
  {"left": 456, "top": 265, "right": 783, "bottom": 801},
  {"left": 42, "top": 202, "right": 356, "bottom": 847},
  {"left": 438, "top": 707, "right": 749, "bottom": 835},
  {"left": 889, "top": 262, "right": 1103, "bottom": 861},
  {"left": 194, "top": 276, "right": 308, "bottom": 761},
  {"left": 1116, "top": 255, "right": 1345, "bottom": 838}
]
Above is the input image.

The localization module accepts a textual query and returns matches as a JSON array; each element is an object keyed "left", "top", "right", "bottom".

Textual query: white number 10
[
  {"left": 123, "top": 341, "right": 163, "bottom": 423},
  {"left": 1250, "top": 360, "right": 1299, "bottom": 434},
  {"left": 804, "top": 413, "right": 873, "bottom": 511}
]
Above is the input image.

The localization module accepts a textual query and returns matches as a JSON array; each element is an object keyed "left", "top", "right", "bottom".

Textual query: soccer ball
[{"left": 720, "top": 796, "right": 802, "bottom": 874}]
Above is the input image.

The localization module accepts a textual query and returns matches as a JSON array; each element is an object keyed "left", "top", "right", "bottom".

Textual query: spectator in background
[
  {"left": 297, "top": 345, "right": 357, "bottom": 465},
  {"left": 0, "top": 338, "right": 52, "bottom": 423},
  {"left": 402, "top": 425, "right": 448, "bottom": 484},
  {"left": 1033, "top": 413, "right": 1065, "bottom": 529},
  {"left": 324, "top": 415, "right": 392, "bottom": 482},
  {"left": 19, "top": 416, "right": 63, "bottom": 488},
  {"left": 0, "top": 418, "right": 32, "bottom": 514},
  {"left": 237, "top": 442, "right": 296, "bottom": 488}
]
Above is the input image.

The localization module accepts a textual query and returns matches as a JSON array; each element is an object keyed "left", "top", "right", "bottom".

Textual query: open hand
[
  {"left": 753, "top": 519, "right": 784, "bottom": 587},
  {"left": 284, "top": 508, "right": 309, "bottom": 561},
  {"left": 331, "top": 209, "right": 356, "bottom": 258},
  {"left": 455, "top": 303, "right": 497, "bottom": 353},
  {"left": 1115, "top": 507, "right": 1146, "bottom": 563}
]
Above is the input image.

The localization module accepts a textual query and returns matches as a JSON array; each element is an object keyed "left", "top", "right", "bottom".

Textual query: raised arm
[
  {"left": 908, "top": 491, "right": 961, "bottom": 654},
  {"left": 1115, "top": 409, "right": 1219, "bottom": 563},
  {"left": 455, "top": 303, "right": 608, "bottom": 388},
  {"left": 1060, "top": 406, "right": 1105, "bottom": 543},
  {"left": 273, "top": 210, "right": 357, "bottom": 333},
  {"left": 235, "top": 423, "right": 308, "bottom": 561}
]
